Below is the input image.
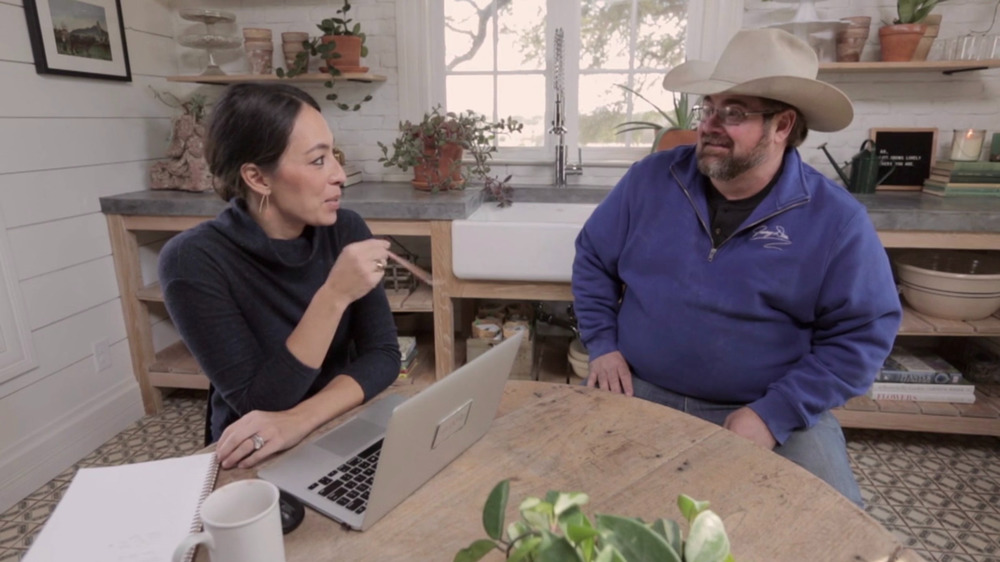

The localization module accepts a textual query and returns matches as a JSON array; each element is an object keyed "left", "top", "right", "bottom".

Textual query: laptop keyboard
[{"left": 307, "top": 439, "right": 383, "bottom": 515}]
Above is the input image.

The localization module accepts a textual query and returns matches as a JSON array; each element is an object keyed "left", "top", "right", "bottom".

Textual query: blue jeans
[{"left": 630, "top": 376, "right": 864, "bottom": 507}]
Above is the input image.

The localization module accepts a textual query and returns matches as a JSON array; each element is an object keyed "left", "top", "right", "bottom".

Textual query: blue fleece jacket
[
  {"left": 159, "top": 199, "right": 400, "bottom": 441},
  {"left": 572, "top": 146, "right": 901, "bottom": 443}
]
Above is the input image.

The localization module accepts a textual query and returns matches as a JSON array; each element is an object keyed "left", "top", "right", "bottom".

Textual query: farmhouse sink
[{"left": 452, "top": 202, "right": 598, "bottom": 282}]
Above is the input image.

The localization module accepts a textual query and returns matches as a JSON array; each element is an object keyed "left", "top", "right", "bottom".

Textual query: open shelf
[
  {"left": 166, "top": 72, "right": 386, "bottom": 85},
  {"left": 835, "top": 384, "right": 1000, "bottom": 436},
  {"left": 819, "top": 59, "right": 1000, "bottom": 74},
  {"left": 148, "top": 341, "right": 209, "bottom": 390},
  {"left": 136, "top": 282, "right": 164, "bottom": 303},
  {"left": 898, "top": 305, "right": 1000, "bottom": 336},
  {"left": 385, "top": 284, "right": 433, "bottom": 312}
]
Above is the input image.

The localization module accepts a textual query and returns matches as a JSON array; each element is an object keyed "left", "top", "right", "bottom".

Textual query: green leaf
[
  {"left": 554, "top": 492, "right": 589, "bottom": 518},
  {"left": 453, "top": 539, "right": 498, "bottom": 562},
  {"left": 677, "top": 494, "right": 711, "bottom": 523},
  {"left": 521, "top": 501, "right": 552, "bottom": 531},
  {"left": 684, "top": 511, "right": 731, "bottom": 562},
  {"left": 651, "top": 518, "right": 683, "bottom": 556},
  {"left": 595, "top": 515, "right": 682, "bottom": 562},
  {"left": 483, "top": 480, "right": 510, "bottom": 540},
  {"left": 595, "top": 545, "right": 628, "bottom": 562},
  {"left": 508, "top": 536, "right": 543, "bottom": 562},
  {"left": 536, "top": 534, "right": 585, "bottom": 562},
  {"left": 566, "top": 522, "right": 600, "bottom": 543}
]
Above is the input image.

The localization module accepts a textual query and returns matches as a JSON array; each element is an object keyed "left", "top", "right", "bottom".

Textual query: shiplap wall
[{"left": 0, "top": 0, "right": 192, "bottom": 512}]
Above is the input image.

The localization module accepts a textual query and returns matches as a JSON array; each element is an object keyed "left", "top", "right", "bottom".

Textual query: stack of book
[
  {"left": 397, "top": 336, "right": 418, "bottom": 380},
  {"left": 923, "top": 160, "right": 1000, "bottom": 197},
  {"left": 866, "top": 346, "right": 976, "bottom": 403},
  {"left": 343, "top": 163, "right": 363, "bottom": 187}
]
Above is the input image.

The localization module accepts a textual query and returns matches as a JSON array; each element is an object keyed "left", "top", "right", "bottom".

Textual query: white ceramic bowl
[
  {"left": 895, "top": 251, "right": 1000, "bottom": 320},
  {"left": 900, "top": 281, "right": 1000, "bottom": 321},
  {"left": 567, "top": 355, "right": 589, "bottom": 379}
]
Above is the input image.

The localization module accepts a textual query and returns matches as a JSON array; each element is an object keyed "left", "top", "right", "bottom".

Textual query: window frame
[{"left": 394, "top": 0, "right": 743, "bottom": 171}]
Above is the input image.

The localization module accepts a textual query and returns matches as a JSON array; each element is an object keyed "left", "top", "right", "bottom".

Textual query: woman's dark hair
[{"left": 206, "top": 83, "right": 322, "bottom": 201}]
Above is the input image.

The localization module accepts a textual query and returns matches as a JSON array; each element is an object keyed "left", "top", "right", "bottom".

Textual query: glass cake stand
[{"left": 177, "top": 8, "right": 240, "bottom": 75}]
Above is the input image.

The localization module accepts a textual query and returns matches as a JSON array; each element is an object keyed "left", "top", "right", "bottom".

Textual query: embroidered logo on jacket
[{"left": 750, "top": 224, "right": 791, "bottom": 250}]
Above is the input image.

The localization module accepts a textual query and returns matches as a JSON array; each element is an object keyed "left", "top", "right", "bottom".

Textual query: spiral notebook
[{"left": 23, "top": 452, "right": 219, "bottom": 562}]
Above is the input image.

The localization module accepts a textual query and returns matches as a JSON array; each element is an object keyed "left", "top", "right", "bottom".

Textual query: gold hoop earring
[{"left": 258, "top": 192, "right": 270, "bottom": 215}]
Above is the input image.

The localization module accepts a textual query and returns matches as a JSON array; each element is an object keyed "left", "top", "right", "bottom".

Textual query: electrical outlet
[{"left": 93, "top": 339, "right": 112, "bottom": 372}]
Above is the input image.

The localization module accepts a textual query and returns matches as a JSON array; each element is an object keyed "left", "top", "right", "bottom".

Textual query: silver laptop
[{"left": 259, "top": 332, "right": 523, "bottom": 531}]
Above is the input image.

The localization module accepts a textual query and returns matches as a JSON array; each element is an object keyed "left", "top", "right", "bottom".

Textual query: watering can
[{"left": 818, "top": 140, "right": 895, "bottom": 194}]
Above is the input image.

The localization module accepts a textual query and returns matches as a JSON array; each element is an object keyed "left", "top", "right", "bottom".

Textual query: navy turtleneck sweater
[{"left": 159, "top": 199, "right": 400, "bottom": 441}]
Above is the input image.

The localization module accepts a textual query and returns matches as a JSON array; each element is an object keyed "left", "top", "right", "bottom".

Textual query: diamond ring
[
  {"left": 250, "top": 434, "right": 265, "bottom": 451},
  {"left": 374, "top": 259, "right": 387, "bottom": 272}
]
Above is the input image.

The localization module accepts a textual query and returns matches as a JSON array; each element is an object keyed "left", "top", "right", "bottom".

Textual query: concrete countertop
[
  {"left": 99, "top": 182, "right": 485, "bottom": 221},
  {"left": 100, "top": 183, "right": 1000, "bottom": 233}
]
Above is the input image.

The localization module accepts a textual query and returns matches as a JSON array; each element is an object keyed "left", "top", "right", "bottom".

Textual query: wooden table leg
[
  {"left": 430, "top": 221, "right": 455, "bottom": 379},
  {"left": 106, "top": 214, "right": 162, "bottom": 414}
]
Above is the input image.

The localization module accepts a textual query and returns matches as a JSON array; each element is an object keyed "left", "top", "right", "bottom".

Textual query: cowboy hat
[{"left": 662, "top": 28, "right": 853, "bottom": 132}]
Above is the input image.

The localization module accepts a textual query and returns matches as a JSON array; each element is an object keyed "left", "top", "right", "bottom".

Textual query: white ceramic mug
[{"left": 172, "top": 479, "right": 286, "bottom": 562}]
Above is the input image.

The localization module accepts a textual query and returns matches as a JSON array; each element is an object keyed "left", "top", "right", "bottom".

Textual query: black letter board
[{"left": 869, "top": 128, "right": 938, "bottom": 190}]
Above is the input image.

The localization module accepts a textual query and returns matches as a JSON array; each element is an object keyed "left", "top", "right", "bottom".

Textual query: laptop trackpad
[{"left": 314, "top": 418, "right": 385, "bottom": 458}]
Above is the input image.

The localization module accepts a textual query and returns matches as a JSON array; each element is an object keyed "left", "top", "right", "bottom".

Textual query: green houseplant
[
  {"left": 614, "top": 86, "right": 697, "bottom": 153},
  {"left": 378, "top": 105, "right": 523, "bottom": 193},
  {"left": 455, "top": 480, "right": 735, "bottom": 562},
  {"left": 893, "top": 0, "right": 944, "bottom": 24},
  {"left": 879, "top": 0, "right": 945, "bottom": 61},
  {"left": 276, "top": 0, "right": 373, "bottom": 111}
]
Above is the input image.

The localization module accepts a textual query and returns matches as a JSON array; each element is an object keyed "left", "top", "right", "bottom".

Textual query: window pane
[
  {"left": 636, "top": 0, "right": 687, "bottom": 70},
  {"left": 498, "top": 0, "right": 546, "bottom": 71},
  {"left": 498, "top": 75, "right": 545, "bottom": 146},
  {"left": 445, "top": 1, "right": 496, "bottom": 71},
  {"left": 580, "top": 0, "right": 633, "bottom": 71},
  {"left": 446, "top": 75, "right": 494, "bottom": 118},
  {"left": 579, "top": 73, "right": 630, "bottom": 147}
]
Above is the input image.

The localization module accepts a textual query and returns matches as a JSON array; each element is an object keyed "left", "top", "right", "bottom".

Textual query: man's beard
[{"left": 696, "top": 128, "right": 771, "bottom": 181}]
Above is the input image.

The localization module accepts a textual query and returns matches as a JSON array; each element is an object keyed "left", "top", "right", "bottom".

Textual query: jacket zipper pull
[{"left": 708, "top": 247, "right": 716, "bottom": 262}]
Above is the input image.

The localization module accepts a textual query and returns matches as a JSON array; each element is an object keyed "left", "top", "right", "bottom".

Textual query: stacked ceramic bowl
[
  {"left": 895, "top": 251, "right": 1000, "bottom": 320},
  {"left": 567, "top": 338, "right": 589, "bottom": 379}
]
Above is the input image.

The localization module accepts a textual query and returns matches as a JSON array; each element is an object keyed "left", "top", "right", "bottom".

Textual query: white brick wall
[
  {"left": 172, "top": 0, "right": 1000, "bottom": 188},
  {"left": 745, "top": 0, "right": 1000, "bottom": 179}
]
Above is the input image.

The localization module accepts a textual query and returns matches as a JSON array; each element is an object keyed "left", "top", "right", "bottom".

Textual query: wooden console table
[{"left": 102, "top": 189, "right": 1000, "bottom": 436}]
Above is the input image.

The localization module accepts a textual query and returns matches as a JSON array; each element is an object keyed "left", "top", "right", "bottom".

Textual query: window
[{"left": 396, "top": 0, "right": 741, "bottom": 166}]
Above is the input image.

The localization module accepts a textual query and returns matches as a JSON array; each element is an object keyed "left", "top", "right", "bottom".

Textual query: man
[{"left": 572, "top": 28, "right": 901, "bottom": 506}]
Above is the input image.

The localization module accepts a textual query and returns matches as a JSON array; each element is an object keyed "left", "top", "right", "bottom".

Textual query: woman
[{"left": 159, "top": 83, "right": 400, "bottom": 470}]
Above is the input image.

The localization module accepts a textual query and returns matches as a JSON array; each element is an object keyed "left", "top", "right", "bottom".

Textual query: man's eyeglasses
[{"left": 692, "top": 105, "right": 779, "bottom": 126}]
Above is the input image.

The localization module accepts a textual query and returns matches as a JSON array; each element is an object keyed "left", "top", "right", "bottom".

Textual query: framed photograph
[
  {"left": 869, "top": 128, "right": 938, "bottom": 191},
  {"left": 23, "top": 0, "right": 132, "bottom": 81}
]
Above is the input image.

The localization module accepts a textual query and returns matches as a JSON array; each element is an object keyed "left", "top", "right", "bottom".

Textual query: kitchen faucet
[{"left": 550, "top": 28, "right": 583, "bottom": 187}]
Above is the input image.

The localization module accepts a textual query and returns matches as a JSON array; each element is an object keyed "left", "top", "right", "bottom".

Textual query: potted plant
[
  {"left": 614, "top": 86, "right": 697, "bottom": 153},
  {"left": 378, "top": 105, "right": 523, "bottom": 192},
  {"left": 275, "top": 0, "right": 373, "bottom": 111},
  {"left": 455, "top": 479, "right": 735, "bottom": 562},
  {"left": 879, "top": 0, "right": 945, "bottom": 61}
]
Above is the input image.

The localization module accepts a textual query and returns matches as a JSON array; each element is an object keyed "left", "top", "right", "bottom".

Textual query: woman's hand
[
  {"left": 325, "top": 239, "right": 390, "bottom": 305},
  {"left": 216, "top": 409, "right": 313, "bottom": 469}
]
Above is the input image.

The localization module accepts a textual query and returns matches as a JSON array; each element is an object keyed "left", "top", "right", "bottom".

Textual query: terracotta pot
[
  {"left": 412, "top": 143, "right": 465, "bottom": 191},
  {"left": 911, "top": 14, "right": 942, "bottom": 61},
  {"left": 879, "top": 24, "right": 927, "bottom": 62},
  {"left": 320, "top": 34, "right": 362, "bottom": 72},
  {"left": 655, "top": 129, "right": 698, "bottom": 152},
  {"left": 836, "top": 16, "right": 871, "bottom": 62}
]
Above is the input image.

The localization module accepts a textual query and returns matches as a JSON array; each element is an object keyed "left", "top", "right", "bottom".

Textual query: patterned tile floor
[{"left": 1, "top": 390, "right": 998, "bottom": 561}]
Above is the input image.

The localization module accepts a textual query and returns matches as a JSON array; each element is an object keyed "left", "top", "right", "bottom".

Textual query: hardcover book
[{"left": 878, "top": 346, "right": 965, "bottom": 384}]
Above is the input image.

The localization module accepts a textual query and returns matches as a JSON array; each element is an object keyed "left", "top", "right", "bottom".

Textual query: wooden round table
[{"left": 202, "top": 381, "right": 925, "bottom": 561}]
